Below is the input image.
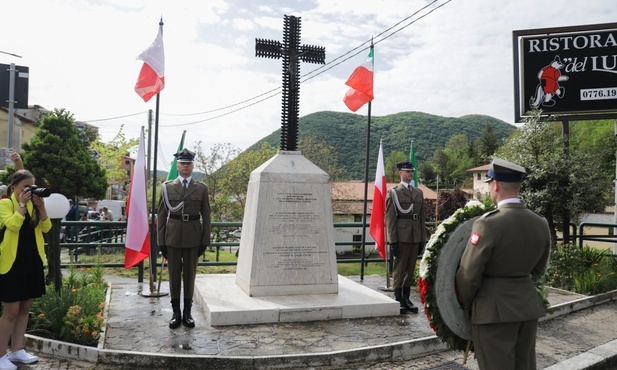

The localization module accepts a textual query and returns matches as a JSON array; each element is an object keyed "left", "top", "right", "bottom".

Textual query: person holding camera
[
  {"left": 157, "top": 148, "right": 211, "bottom": 329},
  {"left": 385, "top": 161, "right": 427, "bottom": 315},
  {"left": 0, "top": 170, "right": 51, "bottom": 369}
]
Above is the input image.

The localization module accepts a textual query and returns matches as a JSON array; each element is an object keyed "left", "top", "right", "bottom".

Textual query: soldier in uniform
[
  {"left": 157, "top": 148, "right": 211, "bottom": 329},
  {"left": 385, "top": 160, "right": 427, "bottom": 314},
  {"left": 456, "top": 157, "right": 551, "bottom": 370}
]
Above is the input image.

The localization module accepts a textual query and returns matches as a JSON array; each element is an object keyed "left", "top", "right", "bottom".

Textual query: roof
[
  {"left": 466, "top": 164, "right": 490, "bottom": 172},
  {"left": 331, "top": 181, "right": 437, "bottom": 201},
  {"left": 331, "top": 181, "right": 437, "bottom": 215}
]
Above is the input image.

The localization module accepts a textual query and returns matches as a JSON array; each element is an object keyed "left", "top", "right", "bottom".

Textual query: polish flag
[
  {"left": 134, "top": 23, "right": 165, "bottom": 102},
  {"left": 343, "top": 48, "right": 374, "bottom": 112},
  {"left": 124, "top": 128, "right": 150, "bottom": 268},
  {"left": 369, "top": 141, "right": 387, "bottom": 260}
]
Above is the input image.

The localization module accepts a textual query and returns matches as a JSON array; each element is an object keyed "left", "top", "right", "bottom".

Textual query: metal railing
[
  {"left": 577, "top": 222, "right": 617, "bottom": 249},
  {"left": 50, "top": 219, "right": 616, "bottom": 276}
]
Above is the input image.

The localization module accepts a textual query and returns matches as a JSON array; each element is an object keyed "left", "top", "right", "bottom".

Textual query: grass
[{"left": 77, "top": 250, "right": 389, "bottom": 279}]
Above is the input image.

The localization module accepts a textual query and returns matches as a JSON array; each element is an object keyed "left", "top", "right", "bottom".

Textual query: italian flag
[
  {"left": 369, "top": 140, "right": 387, "bottom": 260},
  {"left": 409, "top": 141, "right": 419, "bottom": 187},
  {"left": 166, "top": 130, "right": 187, "bottom": 181},
  {"left": 343, "top": 48, "right": 374, "bottom": 112},
  {"left": 124, "top": 128, "right": 151, "bottom": 268},
  {"left": 134, "top": 24, "right": 165, "bottom": 102}
]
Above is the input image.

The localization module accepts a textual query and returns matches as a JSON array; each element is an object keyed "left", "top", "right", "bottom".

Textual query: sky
[{"left": 2, "top": 0, "right": 616, "bottom": 172}]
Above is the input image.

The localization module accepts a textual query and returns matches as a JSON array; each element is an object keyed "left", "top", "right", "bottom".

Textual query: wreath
[
  {"left": 418, "top": 202, "right": 550, "bottom": 354},
  {"left": 418, "top": 202, "right": 494, "bottom": 352}
]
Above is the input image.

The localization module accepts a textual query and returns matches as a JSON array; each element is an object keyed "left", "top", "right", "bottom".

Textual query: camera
[{"left": 26, "top": 185, "right": 51, "bottom": 198}]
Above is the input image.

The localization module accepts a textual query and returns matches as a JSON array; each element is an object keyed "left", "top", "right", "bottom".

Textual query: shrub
[
  {"left": 545, "top": 243, "right": 587, "bottom": 291},
  {"left": 28, "top": 262, "right": 107, "bottom": 346},
  {"left": 579, "top": 247, "right": 608, "bottom": 268},
  {"left": 573, "top": 269, "right": 604, "bottom": 295}
]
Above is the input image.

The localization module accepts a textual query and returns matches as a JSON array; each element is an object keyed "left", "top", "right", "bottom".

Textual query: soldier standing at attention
[
  {"left": 456, "top": 157, "right": 551, "bottom": 370},
  {"left": 385, "top": 160, "right": 427, "bottom": 314},
  {"left": 157, "top": 148, "right": 211, "bottom": 329}
]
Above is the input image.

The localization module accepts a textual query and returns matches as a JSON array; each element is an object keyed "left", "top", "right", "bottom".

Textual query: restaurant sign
[{"left": 513, "top": 23, "right": 617, "bottom": 122}]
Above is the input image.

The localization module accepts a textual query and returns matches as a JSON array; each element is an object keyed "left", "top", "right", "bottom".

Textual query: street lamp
[{"left": 44, "top": 193, "right": 70, "bottom": 292}]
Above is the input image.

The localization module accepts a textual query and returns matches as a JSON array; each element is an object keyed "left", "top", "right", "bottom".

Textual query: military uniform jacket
[
  {"left": 456, "top": 203, "right": 551, "bottom": 325},
  {"left": 385, "top": 184, "right": 427, "bottom": 244},
  {"left": 157, "top": 178, "right": 211, "bottom": 249}
]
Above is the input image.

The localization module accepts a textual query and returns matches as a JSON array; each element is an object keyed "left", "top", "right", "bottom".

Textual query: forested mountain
[{"left": 249, "top": 111, "right": 516, "bottom": 180}]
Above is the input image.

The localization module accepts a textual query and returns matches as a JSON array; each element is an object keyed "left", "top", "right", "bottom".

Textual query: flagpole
[
  {"left": 360, "top": 101, "right": 372, "bottom": 281},
  {"left": 149, "top": 18, "right": 164, "bottom": 296},
  {"left": 359, "top": 41, "right": 374, "bottom": 282}
]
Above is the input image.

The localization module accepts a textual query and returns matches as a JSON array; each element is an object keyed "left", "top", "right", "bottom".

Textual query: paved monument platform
[
  {"left": 195, "top": 274, "right": 400, "bottom": 326},
  {"left": 23, "top": 275, "right": 617, "bottom": 370}
]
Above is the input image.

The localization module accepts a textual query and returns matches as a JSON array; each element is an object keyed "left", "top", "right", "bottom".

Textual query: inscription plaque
[{"left": 235, "top": 151, "right": 338, "bottom": 296}]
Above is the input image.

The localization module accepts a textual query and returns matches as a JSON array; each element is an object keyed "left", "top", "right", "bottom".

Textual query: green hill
[{"left": 249, "top": 111, "right": 516, "bottom": 180}]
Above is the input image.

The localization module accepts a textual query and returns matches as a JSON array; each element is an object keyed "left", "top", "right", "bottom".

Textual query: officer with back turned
[{"left": 456, "top": 157, "right": 551, "bottom": 369}]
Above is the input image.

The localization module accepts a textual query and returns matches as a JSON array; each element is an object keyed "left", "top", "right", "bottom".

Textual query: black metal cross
[{"left": 256, "top": 15, "right": 326, "bottom": 151}]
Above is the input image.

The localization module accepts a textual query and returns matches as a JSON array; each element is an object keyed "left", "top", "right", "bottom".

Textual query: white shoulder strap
[
  {"left": 162, "top": 183, "right": 184, "bottom": 213},
  {"left": 390, "top": 187, "right": 414, "bottom": 215}
]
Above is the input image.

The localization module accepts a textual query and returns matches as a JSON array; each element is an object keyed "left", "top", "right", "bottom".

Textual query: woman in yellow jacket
[{"left": 0, "top": 170, "right": 51, "bottom": 370}]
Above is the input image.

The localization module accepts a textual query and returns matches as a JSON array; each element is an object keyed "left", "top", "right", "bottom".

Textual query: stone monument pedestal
[{"left": 196, "top": 151, "right": 399, "bottom": 325}]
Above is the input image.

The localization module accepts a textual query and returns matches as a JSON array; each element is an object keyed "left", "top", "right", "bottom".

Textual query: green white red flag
[
  {"left": 124, "top": 128, "right": 150, "bottom": 268},
  {"left": 409, "top": 141, "right": 419, "bottom": 187},
  {"left": 343, "top": 48, "right": 374, "bottom": 112},
  {"left": 135, "top": 24, "right": 165, "bottom": 102},
  {"left": 166, "top": 130, "right": 187, "bottom": 181},
  {"left": 369, "top": 140, "right": 387, "bottom": 260}
]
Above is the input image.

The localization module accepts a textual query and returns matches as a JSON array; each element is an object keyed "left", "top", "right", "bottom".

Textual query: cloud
[{"left": 2, "top": 0, "right": 616, "bottom": 173}]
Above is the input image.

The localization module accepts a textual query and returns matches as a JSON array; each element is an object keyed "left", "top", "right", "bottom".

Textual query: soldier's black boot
[
  {"left": 393, "top": 288, "right": 407, "bottom": 315},
  {"left": 402, "top": 286, "right": 419, "bottom": 313},
  {"left": 169, "top": 299, "right": 182, "bottom": 329},
  {"left": 183, "top": 298, "right": 195, "bottom": 328}
]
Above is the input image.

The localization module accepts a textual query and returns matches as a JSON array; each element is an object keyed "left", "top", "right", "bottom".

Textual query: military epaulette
[{"left": 479, "top": 208, "right": 499, "bottom": 219}]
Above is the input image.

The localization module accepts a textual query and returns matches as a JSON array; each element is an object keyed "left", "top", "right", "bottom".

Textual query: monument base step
[{"left": 194, "top": 274, "right": 400, "bottom": 326}]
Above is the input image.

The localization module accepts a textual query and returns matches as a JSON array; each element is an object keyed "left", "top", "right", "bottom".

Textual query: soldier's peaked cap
[
  {"left": 174, "top": 148, "right": 195, "bottom": 163},
  {"left": 396, "top": 160, "right": 415, "bottom": 171},
  {"left": 484, "top": 157, "right": 526, "bottom": 183}
]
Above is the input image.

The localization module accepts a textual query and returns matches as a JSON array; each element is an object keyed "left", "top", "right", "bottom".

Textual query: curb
[{"left": 24, "top": 288, "right": 617, "bottom": 369}]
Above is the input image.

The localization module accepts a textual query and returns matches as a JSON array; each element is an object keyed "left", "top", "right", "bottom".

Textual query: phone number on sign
[{"left": 580, "top": 88, "right": 617, "bottom": 101}]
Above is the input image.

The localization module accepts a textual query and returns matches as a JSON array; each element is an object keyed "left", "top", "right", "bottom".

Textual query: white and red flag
[
  {"left": 369, "top": 140, "right": 387, "bottom": 260},
  {"left": 124, "top": 128, "right": 150, "bottom": 268},
  {"left": 343, "top": 48, "right": 374, "bottom": 112},
  {"left": 134, "top": 23, "right": 165, "bottom": 102}
]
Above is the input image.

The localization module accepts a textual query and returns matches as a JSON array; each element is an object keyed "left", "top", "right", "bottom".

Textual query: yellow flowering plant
[{"left": 28, "top": 262, "right": 107, "bottom": 346}]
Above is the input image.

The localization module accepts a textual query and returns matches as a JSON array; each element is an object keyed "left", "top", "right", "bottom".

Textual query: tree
[
  {"left": 193, "top": 142, "right": 242, "bottom": 223},
  {"left": 384, "top": 151, "right": 407, "bottom": 183},
  {"left": 19, "top": 109, "right": 108, "bottom": 286},
  {"left": 298, "top": 135, "right": 345, "bottom": 181},
  {"left": 496, "top": 112, "right": 611, "bottom": 245},
  {"left": 22, "top": 109, "right": 108, "bottom": 200},
  {"left": 424, "top": 188, "right": 468, "bottom": 223},
  {"left": 90, "top": 124, "right": 139, "bottom": 197},
  {"left": 431, "top": 134, "right": 474, "bottom": 188},
  {"left": 419, "top": 162, "right": 437, "bottom": 186},
  {"left": 220, "top": 142, "right": 277, "bottom": 216},
  {"left": 476, "top": 123, "right": 499, "bottom": 163}
]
